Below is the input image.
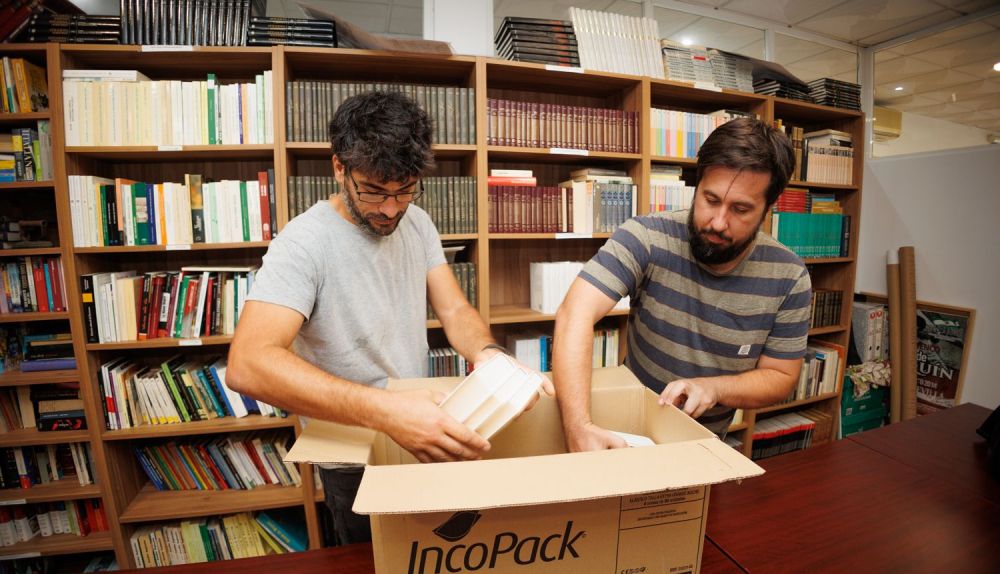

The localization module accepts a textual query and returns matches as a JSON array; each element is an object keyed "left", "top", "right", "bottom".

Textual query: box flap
[
  {"left": 284, "top": 419, "right": 376, "bottom": 466},
  {"left": 353, "top": 438, "right": 764, "bottom": 514}
]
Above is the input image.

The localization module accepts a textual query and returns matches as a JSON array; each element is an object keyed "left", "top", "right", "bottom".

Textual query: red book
[
  {"left": 241, "top": 438, "right": 274, "bottom": 485},
  {"left": 195, "top": 443, "right": 230, "bottom": 490},
  {"left": 146, "top": 274, "right": 165, "bottom": 339},
  {"left": 202, "top": 277, "right": 215, "bottom": 336},
  {"left": 487, "top": 176, "right": 537, "bottom": 186},
  {"left": 31, "top": 258, "right": 49, "bottom": 312},
  {"left": 258, "top": 171, "right": 272, "bottom": 240}
]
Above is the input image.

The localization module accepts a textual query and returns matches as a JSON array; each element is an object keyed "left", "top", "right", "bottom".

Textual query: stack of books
[
  {"left": 660, "top": 40, "right": 715, "bottom": 85},
  {"left": 119, "top": 0, "right": 262, "bottom": 46},
  {"left": 494, "top": 16, "right": 579, "bottom": 67},
  {"left": 570, "top": 7, "right": 663, "bottom": 78},
  {"left": 708, "top": 49, "right": 754, "bottom": 93},
  {"left": 16, "top": 13, "right": 120, "bottom": 44},
  {"left": 753, "top": 79, "right": 812, "bottom": 102},
  {"left": 809, "top": 78, "right": 861, "bottom": 111},
  {"left": 248, "top": 16, "right": 336, "bottom": 47}
]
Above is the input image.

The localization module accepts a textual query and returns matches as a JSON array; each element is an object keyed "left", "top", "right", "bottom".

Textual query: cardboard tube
[
  {"left": 898, "top": 246, "right": 918, "bottom": 420},
  {"left": 886, "top": 250, "right": 902, "bottom": 424}
]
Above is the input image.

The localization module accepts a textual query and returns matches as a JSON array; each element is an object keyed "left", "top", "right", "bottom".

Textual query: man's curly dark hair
[
  {"left": 328, "top": 91, "right": 435, "bottom": 184},
  {"left": 696, "top": 117, "right": 795, "bottom": 207}
]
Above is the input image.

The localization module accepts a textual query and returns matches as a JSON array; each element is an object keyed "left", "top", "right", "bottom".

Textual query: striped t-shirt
[{"left": 580, "top": 209, "right": 812, "bottom": 437}]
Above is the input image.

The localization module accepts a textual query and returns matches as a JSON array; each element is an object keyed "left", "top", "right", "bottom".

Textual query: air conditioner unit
[{"left": 874, "top": 106, "right": 902, "bottom": 141}]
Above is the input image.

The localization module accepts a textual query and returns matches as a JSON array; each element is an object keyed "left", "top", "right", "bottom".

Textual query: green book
[
  {"left": 159, "top": 357, "right": 192, "bottom": 422},
  {"left": 173, "top": 275, "right": 192, "bottom": 338},
  {"left": 206, "top": 74, "right": 217, "bottom": 145},
  {"left": 132, "top": 183, "right": 150, "bottom": 245},
  {"left": 239, "top": 180, "right": 250, "bottom": 241}
]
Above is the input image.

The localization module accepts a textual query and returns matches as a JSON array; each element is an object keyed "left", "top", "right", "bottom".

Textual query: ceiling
[{"left": 275, "top": 0, "right": 1000, "bottom": 132}]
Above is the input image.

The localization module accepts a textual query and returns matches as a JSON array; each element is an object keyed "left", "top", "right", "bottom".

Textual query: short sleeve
[
  {"left": 246, "top": 234, "right": 320, "bottom": 321},
  {"left": 579, "top": 217, "right": 651, "bottom": 302},
  {"left": 762, "top": 268, "right": 812, "bottom": 359},
  {"left": 414, "top": 208, "right": 446, "bottom": 272}
]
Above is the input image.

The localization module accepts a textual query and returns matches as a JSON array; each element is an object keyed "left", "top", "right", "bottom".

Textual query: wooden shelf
[
  {"left": 489, "top": 232, "right": 612, "bottom": 240},
  {"left": 102, "top": 415, "right": 296, "bottom": 441},
  {"left": 489, "top": 304, "right": 629, "bottom": 325},
  {"left": 803, "top": 256, "right": 854, "bottom": 265},
  {"left": 118, "top": 483, "right": 305, "bottom": 523},
  {"left": 0, "top": 180, "right": 55, "bottom": 191},
  {"left": 74, "top": 241, "right": 269, "bottom": 254},
  {"left": 286, "top": 141, "right": 476, "bottom": 160},
  {"left": 0, "top": 429, "right": 91, "bottom": 448},
  {"left": 487, "top": 146, "right": 640, "bottom": 163},
  {"left": 0, "top": 530, "right": 114, "bottom": 558},
  {"left": 788, "top": 180, "right": 858, "bottom": 191},
  {"left": 0, "top": 111, "right": 51, "bottom": 124},
  {"left": 772, "top": 97, "right": 864, "bottom": 123},
  {"left": 0, "top": 478, "right": 102, "bottom": 505},
  {"left": 809, "top": 325, "right": 847, "bottom": 336},
  {"left": 754, "top": 392, "right": 840, "bottom": 415},
  {"left": 0, "top": 368, "right": 79, "bottom": 387},
  {"left": 0, "top": 247, "right": 62, "bottom": 257},
  {"left": 426, "top": 319, "right": 442, "bottom": 329},
  {"left": 728, "top": 422, "right": 749, "bottom": 433},
  {"left": 0, "top": 311, "right": 70, "bottom": 323},
  {"left": 440, "top": 233, "right": 478, "bottom": 241},
  {"left": 85, "top": 335, "right": 233, "bottom": 351},
  {"left": 651, "top": 155, "right": 697, "bottom": 166},
  {"left": 64, "top": 144, "right": 274, "bottom": 161}
]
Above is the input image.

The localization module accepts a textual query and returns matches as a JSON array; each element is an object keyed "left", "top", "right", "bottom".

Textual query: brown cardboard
[{"left": 285, "top": 366, "right": 764, "bottom": 573}]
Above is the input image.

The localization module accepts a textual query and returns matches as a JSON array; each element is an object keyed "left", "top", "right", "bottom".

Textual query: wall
[
  {"left": 857, "top": 144, "right": 1000, "bottom": 409},
  {"left": 874, "top": 110, "right": 992, "bottom": 157},
  {"left": 424, "top": 0, "right": 494, "bottom": 56}
]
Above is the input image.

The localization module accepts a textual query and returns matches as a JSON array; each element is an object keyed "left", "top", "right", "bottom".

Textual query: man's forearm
[
  {"left": 439, "top": 302, "right": 497, "bottom": 364},
  {"left": 228, "top": 344, "right": 389, "bottom": 430},
  {"left": 703, "top": 367, "right": 798, "bottom": 409},
  {"left": 552, "top": 308, "right": 597, "bottom": 433}
]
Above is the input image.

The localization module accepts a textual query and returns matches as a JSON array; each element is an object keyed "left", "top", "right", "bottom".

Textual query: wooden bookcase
[{"left": 0, "top": 44, "right": 864, "bottom": 568}]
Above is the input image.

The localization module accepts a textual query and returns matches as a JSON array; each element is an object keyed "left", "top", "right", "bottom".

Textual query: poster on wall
[{"left": 915, "top": 307, "right": 973, "bottom": 415}]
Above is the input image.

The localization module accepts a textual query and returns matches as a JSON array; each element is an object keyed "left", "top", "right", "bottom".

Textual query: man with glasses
[{"left": 227, "top": 91, "right": 531, "bottom": 545}]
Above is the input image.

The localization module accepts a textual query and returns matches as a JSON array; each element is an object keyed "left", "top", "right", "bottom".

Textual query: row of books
[
  {"left": 0, "top": 443, "right": 93, "bottom": 490},
  {"left": 129, "top": 509, "right": 306, "bottom": 567},
  {"left": 569, "top": 7, "right": 663, "bottom": 79},
  {"left": 810, "top": 289, "right": 844, "bottom": 329},
  {"left": 0, "top": 499, "right": 109, "bottom": 547},
  {"left": 494, "top": 16, "right": 579, "bottom": 66},
  {"left": 0, "top": 57, "right": 48, "bottom": 113},
  {"left": 769, "top": 212, "right": 850, "bottom": 259},
  {"left": 0, "top": 327, "right": 77, "bottom": 375},
  {"left": 782, "top": 127, "right": 855, "bottom": 185},
  {"left": 650, "top": 108, "right": 752, "bottom": 158},
  {"left": 120, "top": 0, "right": 262, "bottom": 46},
  {"left": 426, "top": 347, "right": 471, "bottom": 378},
  {"left": 809, "top": 78, "right": 861, "bottom": 111},
  {"left": 286, "top": 81, "right": 476, "bottom": 145},
  {"left": 286, "top": 175, "right": 332, "bottom": 220},
  {"left": 750, "top": 412, "right": 818, "bottom": 460},
  {"left": 0, "top": 122, "right": 54, "bottom": 183},
  {"left": 69, "top": 171, "right": 277, "bottom": 248},
  {"left": 487, "top": 98, "right": 640, "bottom": 153},
  {"left": 488, "top": 186, "right": 565, "bottom": 234},
  {"left": 248, "top": 16, "right": 336, "bottom": 48},
  {"left": 0, "top": 377, "right": 84, "bottom": 432},
  {"left": 529, "top": 261, "right": 631, "bottom": 315},
  {"left": 427, "top": 262, "right": 477, "bottom": 321},
  {"left": 1, "top": 256, "right": 68, "bottom": 315},
  {"left": 62, "top": 70, "right": 275, "bottom": 146},
  {"left": 506, "top": 327, "right": 620, "bottom": 373},
  {"left": 14, "top": 12, "right": 120, "bottom": 45},
  {"left": 136, "top": 432, "right": 301, "bottom": 492},
  {"left": 98, "top": 355, "right": 281, "bottom": 430},
  {"left": 649, "top": 167, "right": 695, "bottom": 213},
  {"left": 780, "top": 343, "right": 843, "bottom": 403},
  {"left": 80, "top": 267, "right": 256, "bottom": 344}
]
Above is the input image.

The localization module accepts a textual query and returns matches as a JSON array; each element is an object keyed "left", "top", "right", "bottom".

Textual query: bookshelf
[{"left": 1, "top": 43, "right": 864, "bottom": 568}]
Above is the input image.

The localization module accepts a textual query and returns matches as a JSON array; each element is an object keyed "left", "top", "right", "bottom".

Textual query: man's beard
[
  {"left": 344, "top": 192, "right": 404, "bottom": 236},
  {"left": 687, "top": 208, "right": 759, "bottom": 265}
]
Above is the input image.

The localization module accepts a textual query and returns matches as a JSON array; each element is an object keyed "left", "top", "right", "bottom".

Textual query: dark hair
[
  {"left": 328, "top": 91, "right": 435, "bottom": 183},
  {"left": 696, "top": 117, "right": 795, "bottom": 207}
]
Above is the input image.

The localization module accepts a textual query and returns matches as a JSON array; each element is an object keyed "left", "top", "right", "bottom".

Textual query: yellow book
[{"left": 252, "top": 519, "right": 285, "bottom": 555}]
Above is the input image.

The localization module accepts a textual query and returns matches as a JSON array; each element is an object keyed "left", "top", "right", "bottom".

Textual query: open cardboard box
[{"left": 285, "top": 366, "right": 764, "bottom": 573}]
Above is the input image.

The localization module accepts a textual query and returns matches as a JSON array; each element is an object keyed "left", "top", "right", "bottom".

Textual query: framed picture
[{"left": 861, "top": 293, "right": 976, "bottom": 415}]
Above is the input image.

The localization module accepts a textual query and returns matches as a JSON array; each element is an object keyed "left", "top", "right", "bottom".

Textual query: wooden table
[
  {"left": 119, "top": 404, "right": 999, "bottom": 573},
  {"left": 707, "top": 403, "right": 1000, "bottom": 573}
]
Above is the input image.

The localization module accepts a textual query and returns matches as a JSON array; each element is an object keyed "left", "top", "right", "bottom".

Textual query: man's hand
[
  {"left": 658, "top": 378, "right": 720, "bottom": 419},
  {"left": 379, "top": 389, "right": 490, "bottom": 463},
  {"left": 564, "top": 421, "right": 628, "bottom": 452}
]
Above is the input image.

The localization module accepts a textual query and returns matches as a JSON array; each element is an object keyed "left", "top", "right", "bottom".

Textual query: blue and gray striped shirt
[{"left": 580, "top": 209, "right": 812, "bottom": 436}]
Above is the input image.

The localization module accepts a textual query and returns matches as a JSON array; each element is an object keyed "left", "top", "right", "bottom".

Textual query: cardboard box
[{"left": 285, "top": 366, "right": 764, "bottom": 573}]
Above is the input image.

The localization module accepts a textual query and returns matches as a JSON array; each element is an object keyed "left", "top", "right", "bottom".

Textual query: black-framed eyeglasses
[{"left": 346, "top": 169, "right": 424, "bottom": 204}]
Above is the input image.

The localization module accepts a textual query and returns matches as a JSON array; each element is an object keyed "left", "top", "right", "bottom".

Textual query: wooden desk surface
[
  {"left": 117, "top": 536, "right": 746, "bottom": 573},
  {"left": 848, "top": 403, "right": 998, "bottom": 504},
  {"left": 707, "top": 406, "right": 1000, "bottom": 573}
]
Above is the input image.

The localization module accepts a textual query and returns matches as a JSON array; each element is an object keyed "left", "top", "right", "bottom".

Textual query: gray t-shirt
[{"left": 247, "top": 200, "right": 446, "bottom": 389}]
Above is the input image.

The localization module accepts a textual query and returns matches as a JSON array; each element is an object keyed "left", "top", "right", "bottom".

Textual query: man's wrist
[{"left": 480, "top": 343, "right": 509, "bottom": 356}]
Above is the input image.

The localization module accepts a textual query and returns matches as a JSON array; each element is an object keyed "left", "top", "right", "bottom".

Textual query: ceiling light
[
  {"left": 894, "top": 86, "right": 904, "bottom": 91},
  {"left": 993, "top": 62, "right": 1000, "bottom": 72},
  {"left": 680, "top": 37, "right": 693, "bottom": 46}
]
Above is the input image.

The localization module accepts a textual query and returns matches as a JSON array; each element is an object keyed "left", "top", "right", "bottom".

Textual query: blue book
[
  {"left": 204, "top": 440, "right": 241, "bottom": 489},
  {"left": 256, "top": 510, "right": 307, "bottom": 552},
  {"left": 20, "top": 357, "right": 77, "bottom": 372},
  {"left": 134, "top": 447, "right": 167, "bottom": 491},
  {"left": 201, "top": 365, "right": 234, "bottom": 416},
  {"left": 145, "top": 183, "right": 157, "bottom": 245}
]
